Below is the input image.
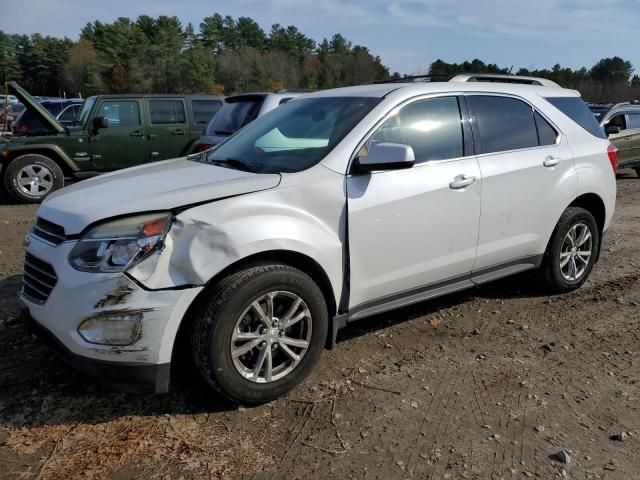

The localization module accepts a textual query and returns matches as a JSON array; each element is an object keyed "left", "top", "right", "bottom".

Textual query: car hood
[
  {"left": 38, "top": 158, "right": 281, "bottom": 234},
  {"left": 7, "top": 82, "right": 65, "bottom": 134}
]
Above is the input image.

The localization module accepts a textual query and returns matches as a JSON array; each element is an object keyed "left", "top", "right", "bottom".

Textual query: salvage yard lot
[{"left": 0, "top": 175, "right": 639, "bottom": 480}]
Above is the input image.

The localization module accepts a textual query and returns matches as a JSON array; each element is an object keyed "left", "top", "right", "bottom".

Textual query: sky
[{"left": 2, "top": 0, "right": 640, "bottom": 75}]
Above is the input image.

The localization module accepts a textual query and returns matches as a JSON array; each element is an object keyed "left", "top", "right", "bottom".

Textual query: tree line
[
  {"left": 0, "top": 14, "right": 389, "bottom": 97},
  {"left": 428, "top": 57, "right": 640, "bottom": 103},
  {"left": 0, "top": 14, "right": 638, "bottom": 103}
]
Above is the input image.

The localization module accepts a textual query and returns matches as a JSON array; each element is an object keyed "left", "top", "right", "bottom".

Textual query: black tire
[
  {"left": 537, "top": 207, "right": 600, "bottom": 293},
  {"left": 635, "top": 167, "right": 640, "bottom": 178},
  {"left": 191, "top": 263, "right": 328, "bottom": 404},
  {"left": 3, "top": 154, "right": 64, "bottom": 203}
]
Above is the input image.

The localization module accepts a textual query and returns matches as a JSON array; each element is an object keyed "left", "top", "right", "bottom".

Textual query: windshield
[
  {"left": 79, "top": 97, "right": 97, "bottom": 126},
  {"left": 203, "top": 96, "right": 381, "bottom": 173},
  {"left": 205, "top": 95, "right": 265, "bottom": 136}
]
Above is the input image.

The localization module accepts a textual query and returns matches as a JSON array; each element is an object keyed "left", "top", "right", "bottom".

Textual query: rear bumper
[{"left": 22, "top": 308, "right": 170, "bottom": 394}]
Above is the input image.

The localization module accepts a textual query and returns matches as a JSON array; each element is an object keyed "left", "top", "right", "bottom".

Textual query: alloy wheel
[
  {"left": 17, "top": 164, "right": 55, "bottom": 196},
  {"left": 559, "top": 222, "right": 593, "bottom": 282},
  {"left": 230, "top": 291, "right": 312, "bottom": 383}
]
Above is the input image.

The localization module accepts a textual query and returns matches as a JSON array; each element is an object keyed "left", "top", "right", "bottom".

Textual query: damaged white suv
[{"left": 21, "top": 75, "right": 617, "bottom": 403}]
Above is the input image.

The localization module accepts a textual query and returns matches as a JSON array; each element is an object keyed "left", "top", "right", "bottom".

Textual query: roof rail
[
  {"left": 374, "top": 74, "right": 454, "bottom": 84},
  {"left": 449, "top": 73, "right": 560, "bottom": 87}
]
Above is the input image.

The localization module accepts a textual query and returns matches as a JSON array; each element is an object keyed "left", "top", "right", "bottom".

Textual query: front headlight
[{"left": 69, "top": 213, "right": 172, "bottom": 273}]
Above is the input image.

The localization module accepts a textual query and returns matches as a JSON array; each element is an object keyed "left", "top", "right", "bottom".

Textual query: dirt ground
[{"left": 0, "top": 172, "right": 639, "bottom": 480}]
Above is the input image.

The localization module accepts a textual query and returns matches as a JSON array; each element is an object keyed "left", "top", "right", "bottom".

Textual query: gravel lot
[{"left": 0, "top": 172, "right": 639, "bottom": 479}]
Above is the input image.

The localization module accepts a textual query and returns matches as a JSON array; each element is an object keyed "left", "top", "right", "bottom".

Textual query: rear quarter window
[
  {"left": 545, "top": 97, "right": 607, "bottom": 139},
  {"left": 191, "top": 99, "right": 223, "bottom": 125}
]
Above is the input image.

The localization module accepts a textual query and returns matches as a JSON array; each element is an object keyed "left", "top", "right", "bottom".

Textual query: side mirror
[
  {"left": 354, "top": 142, "right": 415, "bottom": 173},
  {"left": 605, "top": 125, "right": 621, "bottom": 136},
  {"left": 92, "top": 116, "right": 109, "bottom": 131}
]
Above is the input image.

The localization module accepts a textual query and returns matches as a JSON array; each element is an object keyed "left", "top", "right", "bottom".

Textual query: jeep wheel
[
  {"left": 3, "top": 154, "right": 64, "bottom": 203},
  {"left": 191, "top": 263, "right": 328, "bottom": 404},
  {"left": 537, "top": 207, "right": 600, "bottom": 293}
]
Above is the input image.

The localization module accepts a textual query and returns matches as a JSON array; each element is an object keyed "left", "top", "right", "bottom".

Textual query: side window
[
  {"left": 534, "top": 111, "right": 559, "bottom": 146},
  {"left": 365, "top": 96, "right": 464, "bottom": 163},
  {"left": 608, "top": 114, "right": 627, "bottom": 130},
  {"left": 97, "top": 101, "right": 140, "bottom": 128},
  {"left": 627, "top": 113, "right": 640, "bottom": 129},
  {"left": 468, "top": 96, "right": 538, "bottom": 154},
  {"left": 149, "top": 100, "right": 186, "bottom": 124},
  {"left": 191, "top": 99, "right": 223, "bottom": 125}
]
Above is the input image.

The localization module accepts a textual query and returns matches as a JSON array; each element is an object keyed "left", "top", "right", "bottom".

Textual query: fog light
[{"left": 78, "top": 313, "right": 143, "bottom": 346}]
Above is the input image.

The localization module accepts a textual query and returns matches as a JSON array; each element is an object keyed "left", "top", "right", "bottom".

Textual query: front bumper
[
  {"left": 21, "top": 233, "right": 203, "bottom": 393},
  {"left": 23, "top": 310, "right": 170, "bottom": 393}
]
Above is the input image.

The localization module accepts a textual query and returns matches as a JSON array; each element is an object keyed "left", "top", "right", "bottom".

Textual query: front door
[
  {"left": 605, "top": 113, "right": 634, "bottom": 166},
  {"left": 89, "top": 99, "right": 147, "bottom": 170},
  {"left": 146, "top": 99, "right": 189, "bottom": 161},
  {"left": 347, "top": 96, "right": 481, "bottom": 312}
]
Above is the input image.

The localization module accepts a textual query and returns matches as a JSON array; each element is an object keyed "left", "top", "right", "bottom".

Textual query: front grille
[
  {"left": 22, "top": 253, "right": 58, "bottom": 305},
  {"left": 32, "top": 218, "right": 68, "bottom": 246}
]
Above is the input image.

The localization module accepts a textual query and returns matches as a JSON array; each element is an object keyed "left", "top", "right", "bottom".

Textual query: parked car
[
  {"left": 0, "top": 82, "right": 224, "bottom": 202},
  {"left": 12, "top": 99, "right": 83, "bottom": 136},
  {"left": 587, "top": 103, "right": 613, "bottom": 122},
  {"left": 20, "top": 74, "right": 616, "bottom": 403},
  {"left": 196, "top": 92, "right": 303, "bottom": 152},
  {"left": 599, "top": 102, "right": 640, "bottom": 176},
  {"left": 0, "top": 102, "right": 26, "bottom": 128}
]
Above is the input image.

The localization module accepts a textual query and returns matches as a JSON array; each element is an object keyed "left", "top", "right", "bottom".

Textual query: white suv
[{"left": 21, "top": 74, "right": 617, "bottom": 403}]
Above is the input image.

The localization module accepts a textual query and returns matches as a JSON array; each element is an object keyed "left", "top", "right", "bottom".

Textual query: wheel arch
[
  {"left": 566, "top": 192, "right": 606, "bottom": 261},
  {"left": 5, "top": 146, "right": 79, "bottom": 176},
  {"left": 170, "top": 249, "right": 339, "bottom": 367}
]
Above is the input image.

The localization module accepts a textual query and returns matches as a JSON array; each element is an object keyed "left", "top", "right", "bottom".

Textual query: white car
[{"left": 21, "top": 74, "right": 617, "bottom": 403}]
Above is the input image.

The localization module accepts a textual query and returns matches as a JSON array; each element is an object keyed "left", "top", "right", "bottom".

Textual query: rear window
[
  {"left": 546, "top": 97, "right": 606, "bottom": 139},
  {"left": 205, "top": 96, "right": 265, "bottom": 136},
  {"left": 191, "top": 99, "right": 223, "bottom": 125}
]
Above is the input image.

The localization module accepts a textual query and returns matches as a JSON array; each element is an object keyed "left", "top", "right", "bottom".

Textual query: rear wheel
[
  {"left": 635, "top": 167, "right": 640, "bottom": 178},
  {"left": 3, "top": 154, "right": 64, "bottom": 203},
  {"left": 537, "top": 207, "right": 600, "bottom": 293},
  {"left": 191, "top": 263, "right": 328, "bottom": 404}
]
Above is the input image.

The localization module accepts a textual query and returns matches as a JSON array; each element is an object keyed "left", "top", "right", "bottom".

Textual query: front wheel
[
  {"left": 191, "top": 264, "right": 328, "bottom": 404},
  {"left": 537, "top": 207, "right": 600, "bottom": 293},
  {"left": 3, "top": 154, "right": 64, "bottom": 203}
]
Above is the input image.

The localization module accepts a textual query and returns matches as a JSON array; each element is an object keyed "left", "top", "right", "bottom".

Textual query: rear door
[
  {"left": 89, "top": 98, "right": 148, "bottom": 170},
  {"left": 146, "top": 98, "right": 189, "bottom": 160},
  {"left": 467, "top": 94, "right": 575, "bottom": 273}
]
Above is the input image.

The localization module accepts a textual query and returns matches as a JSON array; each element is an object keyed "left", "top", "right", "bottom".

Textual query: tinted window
[
  {"left": 97, "top": 101, "right": 140, "bottom": 128},
  {"left": 627, "top": 113, "right": 640, "bottom": 129},
  {"left": 546, "top": 97, "right": 607, "bottom": 139},
  {"left": 366, "top": 96, "right": 464, "bottom": 163},
  {"left": 469, "top": 96, "right": 538, "bottom": 154},
  {"left": 206, "top": 96, "right": 264, "bottom": 136},
  {"left": 534, "top": 111, "right": 558, "bottom": 146},
  {"left": 191, "top": 99, "right": 223, "bottom": 125},
  {"left": 149, "top": 100, "right": 186, "bottom": 124},
  {"left": 205, "top": 97, "right": 380, "bottom": 173}
]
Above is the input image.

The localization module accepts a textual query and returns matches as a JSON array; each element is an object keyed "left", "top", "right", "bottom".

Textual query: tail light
[
  {"left": 607, "top": 144, "right": 619, "bottom": 175},
  {"left": 195, "top": 143, "right": 213, "bottom": 153}
]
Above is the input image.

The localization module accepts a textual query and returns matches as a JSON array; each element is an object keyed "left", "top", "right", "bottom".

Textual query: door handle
[
  {"left": 130, "top": 130, "right": 144, "bottom": 137},
  {"left": 172, "top": 129, "right": 185, "bottom": 135},
  {"left": 543, "top": 155, "right": 561, "bottom": 167},
  {"left": 449, "top": 175, "right": 477, "bottom": 190},
  {"left": 148, "top": 134, "right": 158, "bottom": 140}
]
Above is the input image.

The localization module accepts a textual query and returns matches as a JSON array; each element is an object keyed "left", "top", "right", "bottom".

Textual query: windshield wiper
[{"left": 209, "top": 157, "right": 259, "bottom": 173}]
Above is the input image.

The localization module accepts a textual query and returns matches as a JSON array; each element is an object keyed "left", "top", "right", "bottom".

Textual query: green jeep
[{"left": 0, "top": 82, "right": 224, "bottom": 202}]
